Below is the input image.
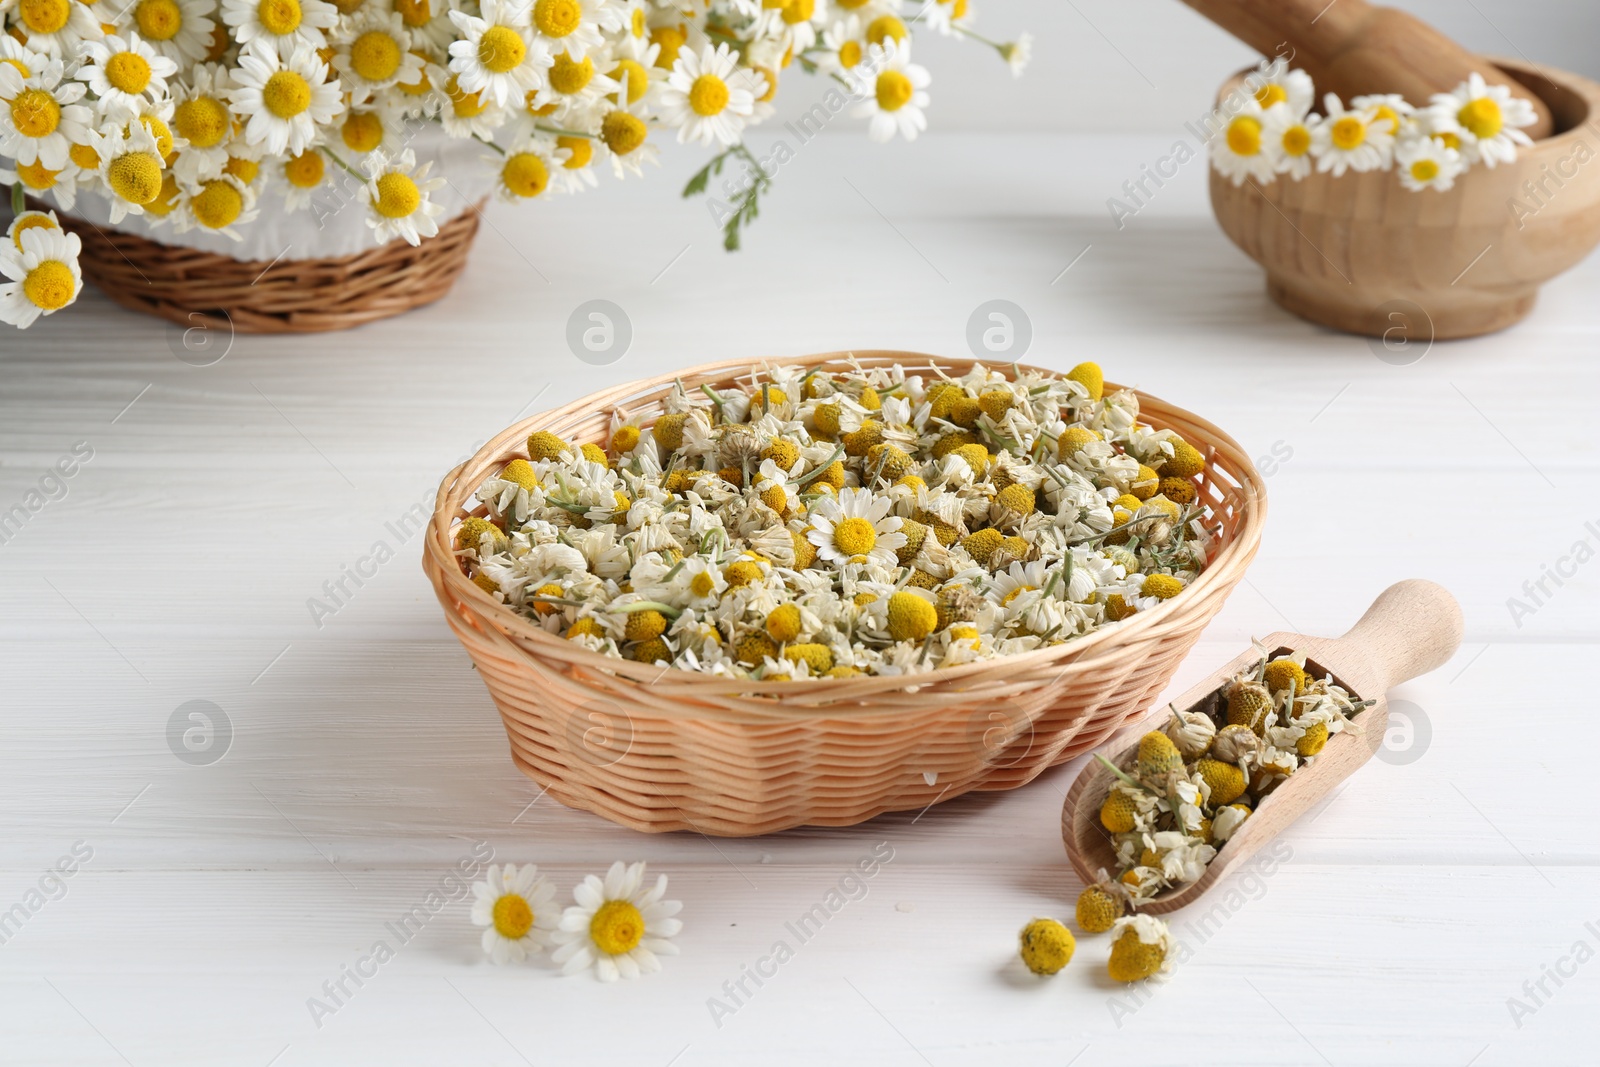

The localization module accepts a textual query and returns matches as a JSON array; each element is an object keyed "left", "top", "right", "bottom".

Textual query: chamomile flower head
[
  {"left": 816, "top": 14, "right": 865, "bottom": 75},
  {"left": 448, "top": 0, "right": 544, "bottom": 109},
  {"left": 1250, "top": 56, "right": 1313, "bottom": 116},
  {"left": 167, "top": 62, "right": 238, "bottom": 178},
  {"left": 91, "top": 121, "right": 168, "bottom": 221},
  {"left": 1211, "top": 100, "right": 1275, "bottom": 186},
  {"left": 277, "top": 145, "right": 327, "bottom": 207},
  {"left": 1312, "top": 93, "right": 1395, "bottom": 176},
  {"left": 1262, "top": 104, "right": 1319, "bottom": 180},
  {"left": 526, "top": 47, "right": 619, "bottom": 118},
  {"left": 546, "top": 131, "right": 597, "bottom": 192},
  {"left": 921, "top": 0, "right": 972, "bottom": 37},
  {"left": 1350, "top": 92, "right": 1414, "bottom": 132},
  {"left": 0, "top": 62, "right": 92, "bottom": 169},
  {"left": 176, "top": 172, "right": 260, "bottom": 238},
  {"left": 229, "top": 42, "right": 345, "bottom": 157},
  {"left": 1427, "top": 71, "right": 1536, "bottom": 168},
  {"left": 1107, "top": 914, "right": 1175, "bottom": 983},
  {"left": 0, "top": 36, "right": 44, "bottom": 99},
  {"left": 124, "top": 0, "right": 218, "bottom": 64},
  {"left": 0, "top": 224, "right": 81, "bottom": 328},
  {"left": 439, "top": 72, "right": 510, "bottom": 138},
  {"left": 527, "top": 0, "right": 622, "bottom": 62},
  {"left": 331, "top": 8, "right": 425, "bottom": 105},
  {"left": 220, "top": 0, "right": 340, "bottom": 56},
  {"left": 491, "top": 133, "right": 561, "bottom": 199},
  {"left": 470, "top": 863, "right": 560, "bottom": 963},
  {"left": 1395, "top": 134, "right": 1462, "bottom": 192},
  {"left": 595, "top": 94, "right": 656, "bottom": 178},
  {"left": 76, "top": 33, "right": 179, "bottom": 117},
  {"left": 360, "top": 146, "right": 446, "bottom": 245},
  {"left": 5, "top": 208, "right": 62, "bottom": 254},
  {"left": 807, "top": 487, "right": 906, "bottom": 568},
  {"left": 849, "top": 39, "right": 929, "bottom": 143},
  {"left": 659, "top": 42, "right": 764, "bottom": 146},
  {"left": 6, "top": 0, "right": 103, "bottom": 58},
  {"left": 999, "top": 32, "right": 1033, "bottom": 78},
  {"left": 551, "top": 861, "right": 683, "bottom": 982}
]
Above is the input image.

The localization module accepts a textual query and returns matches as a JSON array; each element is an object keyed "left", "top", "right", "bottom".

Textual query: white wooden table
[{"left": 3, "top": 133, "right": 1596, "bottom": 1066}]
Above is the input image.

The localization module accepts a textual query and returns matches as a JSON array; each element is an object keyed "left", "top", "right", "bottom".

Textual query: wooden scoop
[
  {"left": 1179, "top": 0, "right": 1554, "bottom": 140},
  {"left": 1061, "top": 580, "right": 1463, "bottom": 914}
]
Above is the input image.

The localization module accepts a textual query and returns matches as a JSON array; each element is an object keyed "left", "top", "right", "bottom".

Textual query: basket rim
[{"left": 423, "top": 350, "right": 1268, "bottom": 701}]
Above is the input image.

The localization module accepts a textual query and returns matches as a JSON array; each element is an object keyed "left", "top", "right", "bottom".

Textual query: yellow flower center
[
  {"left": 15, "top": 160, "right": 60, "bottom": 189},
  {"left": 866, "top": 15, "right": 906, "bottom": 45},
  {"left": 610, "top": 58, "right": 647, "bottom": 103},
  {"left": 68, "top": 141, "right": 100, "bottom": 170},
  {"left": 1457, "top": 96, "right": 1503, "bottom": 140},
  {"left": 105, "top": 51, "right": 153, "bottom": 94},
  {"left": 1226, "top": 115, "right": 1261, "bottom": 156},
  {"left": 393, "top": 0, "right": 429, "bottom": 27},
  {"left": 23, "top": 260, "right": 75, "bottom": 311},
  {"left": 134, "top": 0, "right": 182, "bottom": 39},
  {"left": 137, "top": 113, "right": 175, "bottom": 159},
  {"left": 558, "top": 133, "right": 592, "bottom": 168},
  {"left": 257, "top": 0, "right": 303, "bottom": 36},
  {"left": 1371, "top": 103, "right": 1400, "bottom": 129},
  {"left": 19, "top": 0, "right": 70, "bottom": 34},
  {"left": 589, "top": 900, "right": 644, "bottom": 955},
  {"left": 1435, "top": 131, "right": 1461, "bottom": 150},
  {"left": 532, "top": 0, "right": 580, "bottom": 37},
  {"left": 284, "top": 148, "right": 324, "bottom": 187},
  {"left": 143, "top": 172, "right": 181, "bottom": 215},
  {"left": 502, "top": 150, "right": 548, "bottom": 197},
  {"left": 1281, "top": 124, "right": 1311, "bottom": 156},
  {"left": 397, "top": 51, "right": 432, "bottom": 94},
  {"left": 649, "top": 25, "right": 686, "bottom": 69},
  {"left": 223, "top": 155, "right": 259, "bottom": 183},
  {"left": 838, "top": 39, "right": 861, "bottom": 68},
  {"left": 832, "top": 517, "right": 877, "bottom": 555},
  {"left": 0, "top": 57, "right": 30, "bottom": 81},
  {"left": 262, "top": 70, "right": 312, "bottom": 118},
  {"left": 690, "top": 571, "right": 715, "bottom": 597},
  {"left": 10, "top": 90, "right": 61, "bottom": 139},
  {"left": 350, "top": 30, "right": 402, "bottom": 81},
  {"left": 1001, "top": 585, "right": 1035, "bottom": 606},
  {"left": 781, "top": 0, "right": 813, "bottom": 25},
  {"left": 342, "top": 110, "right": 383, "bottom": 151},
  {"left": 1254, "top": 83, "right": 1286, "bottom": 108},
  {"left": 1330, "top": 115, "right": 1366, "bottom": 150},
  {"left": 492, "top": 893, "right": 534, "bottom": 939},
  {"left": 630, "top": 6, "right": 644, "bottom": 36},
  {"left": 447, "top": 75, "right": 487, "bottom": 116},
  {"left": 373, "top": 171, "right": 420, "bottom": 217},
  {"left": 10, "top": 215, "right": 58, "bottom": 252},
  {"left": 1409, "top": 159, "right": 1439, "bottom": 182},
  {"left": 173, "top": 96, "right": 230, "bottom": 147},
  {"left": 478, "top": 25, "right": 526, "bottom": 73},
  {"left": 600, "top": 109, "right": 646, "bottom": 154},
  {"left": 688, "top": 72, "right": 728, "bottom": 116},
  {"left": 206, "top": 22, "right": 230, "bottom": 59},
  {"left": 191, "top": 179, "right": 244, "bottom": 229},
  {"left": 106, "top": 150, "right": 163, "bottom": 204},
  {"left": 875, "top": 69, "right": 912, "bottom": 112},
  {"left": 548, "top": 50, "right": 592, "bottom": 93}
]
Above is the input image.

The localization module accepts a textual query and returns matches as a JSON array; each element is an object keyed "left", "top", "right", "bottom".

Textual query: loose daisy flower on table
[
  {"left": 470, "top": 863, "right": 560, "bottom": 964},
  {"left": 361, "top": 147, "right": 446, "bottom": 245},
  {"left": 551, "top": 861, "right": 683, "bottom": 982},
  {"left": 0, "top": 222, "right": 82, "bottom": 327}
]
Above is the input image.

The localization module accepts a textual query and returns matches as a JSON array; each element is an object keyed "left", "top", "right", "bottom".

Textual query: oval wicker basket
[
  {"left": 423, "top": 351, "right": 1267, "bottom": 836},
  {"left": 36, "top": 197, "right": 483, "bottom": 334}
]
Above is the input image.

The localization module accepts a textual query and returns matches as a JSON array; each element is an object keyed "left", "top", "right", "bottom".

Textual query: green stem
[
  {"left": 534, "top": 124, "right": 596, "bottom": 139},
  {"left": 606, "top": 600, "right": 683, "bottom": 619},
  {"left": 320, "top": 146, "right": 367, "bottom": 182},
  {"left": 791, "top": 445, "right": 845, "bottom": 489},
  {"left": 10, "top": 182, "right": 23, "bottom": 216}
]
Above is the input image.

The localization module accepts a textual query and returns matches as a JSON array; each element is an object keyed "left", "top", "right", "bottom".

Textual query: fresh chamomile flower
[
  {"left": 0, "top": 224, "right": 81, "bottom": 328},
  {"left": 526, "top": 47, "right": 619, "bottom": 118},
  {"left": 167, "top": 63, "right": 238, "bottom": 179},
  {"left": 76, "top": 33, "right": 179, "bottom": 117},
  {"left": 1350, "top": 92, "right": 1414, "bottom": 134},
  {"left": 603, "top": 29, "right": 659, "bottom": 109},
  {"left": 220, "top": 0, "right": 340, "bottom": 56},
  {"left": 849, "top": 39, "right": 929, "bottom": 143},
  {"left": 5, "top": 209, "right": 62, "bottom": 255},
  {"left": 228, "top": 42, "right": 345, "bottom": 156},
  {"left": 336, "top": 103, "right": 401, "bottom": 155},
  {"left": 1427, "top": 71, "right": 1536, "bottom": 168},
  {"left": 815, "top": 14, "right": 866, "bottom": 76},
  {"left": 595, "top": 94, "right": 656, "bottom": 178},
  {"left": 1261, "top": 104, "right": 1318, "bottom": 180},
  {"left": 5, "top": 0, "right": 103, "bottom": 58},
  {"left": 1250, "top": 56, "right": 1313, "bottom": 116},
  {"left": 447, "top": 0, "right": 545, "bottom": 109},
  {"left": 392, "top": 0, "right": 459, "bottom": 52},
  {"left": 175, "top": 172, "right": 260, "bottom": 238},
  {"left": 754, "top": 0, "right": 821, "bottom": 53},
  {"left": 1311, "top": 93, "right": 1394, "bottom": 176},
  {"left": 1395, "top": 134, "right": 1462, "bottom": 192},
  {"left": 360, "top": 147, "right": 446, "bottom": 246},
  {"left": 0, "top": 63, "right": 92, "bottom": 169},
  {"left": 551, "top": 861, "right": 683, "bottom": 982},
  {"left": 547, "top": 132, "right": 597, "bottom": 192},
  {"left": 527, "top": 0, "right": 622, "bottom": 62},
  {"left": 439, "top": 73, "right": 510, "bottom": 138},
  {"left": 1211, "top": 100, "right": 1275, "bottom": 186},
  {"left": 277, "top": 146, "right": 327, "bottom": 208},
  {"left": 90, "top": 121, "right": 168, "bottom": 222},
  {"left": 0, "top": 36, "right": 43, "bottom": 97},
  {"left": 807, "top": 487, "right": 907, "bottom": 568},
  {"left": 125, "top": 0, "right": 218, "bottom": 64},
  {"left": 1000, "top": 33, "right": 1034, "bottom": 78},
  {"left": 920, "top": 0, "right": 972, "bottom": 37},
  {"left": 470, "top": 863, "right": 560, "bottom": 964},
  {"left": 491, "top": 134, "right": 561, "bottom": 199},
  {"left": 658, "top": 43, "right": 765, "bottom": 146},
  {"left": 331, "top": 8, "right": 425, "bottom": 105}
]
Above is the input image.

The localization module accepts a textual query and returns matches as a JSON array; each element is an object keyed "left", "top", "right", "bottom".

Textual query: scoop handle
[{"left": 1329, "top": 580, "right": 1463, "bottom": 691}]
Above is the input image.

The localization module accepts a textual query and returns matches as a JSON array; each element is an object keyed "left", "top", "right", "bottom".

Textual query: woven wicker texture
[
  {"left": 41, "top": 199, "right": 483, "bottom": 334},
  {"left": 423, "top": 352, "right": 1267, "bottom": 836}
]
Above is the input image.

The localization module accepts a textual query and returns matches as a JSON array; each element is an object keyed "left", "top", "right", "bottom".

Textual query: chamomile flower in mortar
[
  {"left": 850, "top": 39, "right": 930, "bottom": 143},
  {"left": 122, "top": 0, "right": 216, "bottom": 64},
  {"left": 551, "top": 861, "right": 683, "bottom": 982},
  {"left": 808, "top": 487, "right": 906, "bottom": 568},
  {"left": 470, "top": 863, "right": 560, "bottom": 964},
  {"left": 90, "top": 122, "right": 168, "bottom": 222},
  {"left": 76, "top": 34, "right": 179, "bottom": 118},
  {"left": 220, "top": 0, "right": 339, "bottom": 56},
  {"left": 1350, "top": 92, "right": 1414, "bottom": 133},
  {"left": 1427, "top": 71, "right": 1536, "bottom": 168},
  {"left": 1262, "top": 105, "right": 1319, "bottom": 180},
  {"left": 1395, "top": 134, "right": 1462, "bottom": 192},
  {"left": 5, "top": 0, "right": 103, "bottom": 58},
  {"left": 1211, "top": 100, "right": 1275, "bottom": 186},
  {"left": 229, "top": 43, "right": 345, "bottom": 157},
  {"left": 448, "top": 0, "right": 544, "bottom": 109},
  {"left": 0, "top": 63, "right": 92, "bottom": 170},
  {"left": 1250, "top": 56, "right": 1313, "bottom": 115},
  {"left": 361, "top": 147, "right": 447, "bottom": 246},
  {"left": 0, "top": 224, "right": 81, "bottom": 328},
  {"left": 331, "top": 8, "right": 425, "bottom": 105},
  {"left": 658, "top": 43, "right": 765, "bottom": 147},
  {"left": 1311, "top": 93, "right": 1394, "bottom": 176}
]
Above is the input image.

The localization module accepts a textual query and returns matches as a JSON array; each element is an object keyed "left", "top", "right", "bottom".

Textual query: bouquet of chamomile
[{"left": 0, "top": 0, "right": 1032, "bottom": 327}]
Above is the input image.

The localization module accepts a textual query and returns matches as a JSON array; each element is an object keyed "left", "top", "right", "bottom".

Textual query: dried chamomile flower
[
  {"left": 1018, "top": 917, "right": 1076, "bottom": 975},
  {"left": 1226, "top": 678, "right": 1274, "bottom": 735},
  {"left": 1135, "top": 731, "right": 1184, "bottom": 785},
  {"left": 1165, "top": 708, "right": 1216, "bottom": 759},
  {"left": 1075, "top": 875, "right": 1126, "bottom": 934},
  {"left": 1107, "top": 914, "right": 1176, "bottom": 983},
  {"left": 1211, "top": 723, "right": 1261, "bottom": 765}
]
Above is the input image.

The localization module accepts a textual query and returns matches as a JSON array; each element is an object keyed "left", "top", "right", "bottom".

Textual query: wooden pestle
[{"left": 1178, "top": 0, "right": 1554, "bottom": 139}]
